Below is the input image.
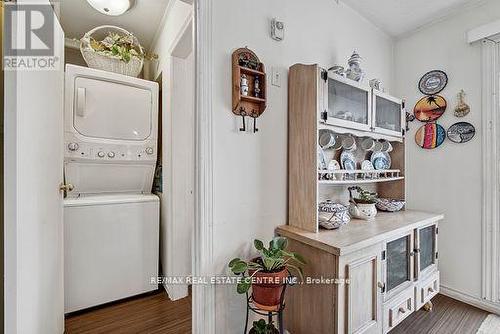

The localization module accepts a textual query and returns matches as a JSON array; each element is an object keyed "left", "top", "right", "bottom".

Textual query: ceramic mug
[
  {"left": 380, "top": 140, "right": 393, "bottom": 153},
  {"left": 373, "top": 140, "right": 383, "bottom": 152},
  {"left": 361, "top": 137, "right": 376, "bottom": 151},
  {"left": 342, "top": 135, "right": 356, "bottom": 151},
  {"left": 319, "top": 132, "right": 342, "bottom": 150}
]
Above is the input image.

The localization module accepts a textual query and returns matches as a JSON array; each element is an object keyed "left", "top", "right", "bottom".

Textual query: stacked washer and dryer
[{"left": 63, "top": 64, "right": 160, "bottom": 313}]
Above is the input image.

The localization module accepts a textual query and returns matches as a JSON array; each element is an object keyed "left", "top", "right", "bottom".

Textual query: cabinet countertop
[{"left": 276, "top": 210, "right": 443, "bottom": 256}]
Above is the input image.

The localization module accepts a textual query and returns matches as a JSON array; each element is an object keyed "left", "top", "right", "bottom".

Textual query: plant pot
[
  {"left": 249, "top": 262, "right": 288, "bottom": 310},
  {"left": 349, "top": 202, "right": 377, "bottom": 220}
]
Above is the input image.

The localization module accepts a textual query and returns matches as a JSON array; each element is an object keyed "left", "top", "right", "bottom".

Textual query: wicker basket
[{"left": 80, "top": 25, "right": 144, "bottom": 77}]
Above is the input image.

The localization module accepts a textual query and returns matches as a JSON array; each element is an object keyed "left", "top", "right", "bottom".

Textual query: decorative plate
[
  {"left": 447, "top": 122, "right": 475, "bottom": 143},
  {"left": 317, "top": 145, "right": 327, "bottom": 170},
  {"left": 328, "top": 159, "right": 341, "bottom": 171},
  {"left": 370, "top": 151, "right": 391, "bottom": 170},
  {"left": 340, "top": 150, "right": 356, "bottom": 170},
  {"left": 361, "top": 160, "right": 374, "bottom": 170},
  {"left": 413, "top": 95, "right": 447, "bottom": 122},
  {"left": 418, "top": 70, "right": 448, "bottom": 95},
  {"left": 415, "top": 123, "right": 446, "bottom": 149}
]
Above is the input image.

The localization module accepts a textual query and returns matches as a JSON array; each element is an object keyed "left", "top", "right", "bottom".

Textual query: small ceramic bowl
[
  {"left": 318, "top": 201, "right": 350, "bottom": 229},
  {"left": 375, "top": 198, "right": 405, "bottom": 212}
]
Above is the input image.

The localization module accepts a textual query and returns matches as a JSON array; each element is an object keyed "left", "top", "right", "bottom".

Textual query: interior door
[{"left": 4, "top": 3, "right": 65, "bottom": 333}]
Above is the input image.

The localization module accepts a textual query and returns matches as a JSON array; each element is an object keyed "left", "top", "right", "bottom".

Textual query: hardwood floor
[
  {"left": 64, "top": 287, "right": 191, "bottom": 334},
  {"left": 64, "top": 291, "right": 487, "bottom": 334},
  {"left": 392, "top": 294, "right": 489, "bottom": 334}
]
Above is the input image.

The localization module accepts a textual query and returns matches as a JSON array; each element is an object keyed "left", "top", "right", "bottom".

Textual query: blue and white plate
[
  {"left": 340, "top": 150, "right": 356, "bottom": 170},
  {"left": 371, "top": 151, "right": 391, "bottom": 170}
]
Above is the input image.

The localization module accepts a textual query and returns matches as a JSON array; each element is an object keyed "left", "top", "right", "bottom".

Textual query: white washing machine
[{"left": 63, "top": 65, "right": 160, "bottom": 313}]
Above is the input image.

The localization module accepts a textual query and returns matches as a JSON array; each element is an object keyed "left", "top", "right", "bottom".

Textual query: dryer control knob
[
  {"left": 68, "top": 142, "right": 79, "bottom": 151},
  {"left": 97, "top": 151, "right": 105, "bottom": 158},
  {"left": 108, "top": 151, "right": 115, "bottom": 158},
  {"left": 145, "top": 147, "right": 154, "bottom": 155}
]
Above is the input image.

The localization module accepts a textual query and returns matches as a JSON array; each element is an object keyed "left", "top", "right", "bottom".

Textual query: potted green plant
[
  {"left": 348, "top": 186, "right": 378, "bottom": 220},
  {"left": 228, "top": 237, "right": 305, "bottom": 309},
  {"left": 249, "top": 319, "right": 279, "bottom": 334}
]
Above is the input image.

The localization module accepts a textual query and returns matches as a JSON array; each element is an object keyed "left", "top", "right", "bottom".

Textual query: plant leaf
[
  {"left": 236, "top": 280, "right": 251, "bottom": 294},
  {"left": 228, "top": 258, "right": 241, "bottom": 268},
  {"left": 230, "top": 261, "right": 248, "bottom": 274},
  {"left": 275, "top": 237, "right": 288, "bottom": 250},
  {"left": 254, "top": 239, "right": 264, "bottom": 251}
]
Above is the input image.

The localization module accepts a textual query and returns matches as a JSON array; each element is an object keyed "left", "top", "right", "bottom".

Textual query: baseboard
[
  {"left": 440, "top": 285, "right": 500, "bottom": 315},
  {"left": 163, "top": 283, "right": 189, "bottom": 301}
]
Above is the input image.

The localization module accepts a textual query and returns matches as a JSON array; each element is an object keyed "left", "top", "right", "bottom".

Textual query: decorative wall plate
[
  {"left": 415, "top": 123, "right": 446, "bottom": 149},
  {"left": 370, "top": 152, "right": 391, "bottom": 170},
  {"left": 413, "top": 95, "right": 447, "bottom": 122},
  {"left": 418, "top": 70, "right": 448, "bottom": 95},
  {"left": 447, "top": 122, "right": 475, "bottom": 143},
  {"left": 340, "top": 150, "right": 356, "bottom": 170}
]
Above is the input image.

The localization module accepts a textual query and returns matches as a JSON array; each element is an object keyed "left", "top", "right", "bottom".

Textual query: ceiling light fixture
[{"left": 86, "top": 0, "right": 134, "bottom": 16}]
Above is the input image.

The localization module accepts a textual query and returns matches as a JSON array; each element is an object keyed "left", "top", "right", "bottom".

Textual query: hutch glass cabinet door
[
  {"left": 373, "top": 90, "right": 403, "bottom": 137},
  {"left": 384, "top": 233, "right": 414, "bottom": 299},
  {"left": 415, "top": 224, "right": 438, "bottom": 278},
  {"left": 325, "top": 74, "right": 372, "bottom": 131}
]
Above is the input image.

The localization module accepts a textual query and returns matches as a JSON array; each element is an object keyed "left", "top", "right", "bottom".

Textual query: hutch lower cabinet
[{"left": 276, "top": 211, "right": 442, "bottom": 334}]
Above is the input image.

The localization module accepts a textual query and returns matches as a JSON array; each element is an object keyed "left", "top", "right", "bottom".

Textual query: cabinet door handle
[
  {"left": 377, "top": 281, "right": 385, "bottom": 293},
  {"left": 398, "top": 307, "right": 406, "bottom": 314},
  {"left": 428, "top": 287, "right": 434, "bottom": 293}
]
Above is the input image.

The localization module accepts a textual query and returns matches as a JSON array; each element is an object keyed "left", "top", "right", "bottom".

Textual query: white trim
[
  {"left": 468, "top": 19, "right": 500, "bottom": 43},
  {"left": 168, "top": 14, "right": 193, "bottom": 57},
  {"left": 192, "top": 0, "right": 216, "bottom": 333},
  {"left": 149, "top": 0, "right": 177, "bottom": 52},
  {"left": 440, "top": 285, "right": 500, "bottom": 315},
  {"left": 164, "top": 283, "right": 189, "bottom": 301},
  {"left": 481, "top": 39, "right": 500, "bottom": 303}
]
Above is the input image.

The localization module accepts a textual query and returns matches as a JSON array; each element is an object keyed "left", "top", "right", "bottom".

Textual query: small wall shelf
[{"left": 232, "top": 48, "right": 267, "bottom": 132}]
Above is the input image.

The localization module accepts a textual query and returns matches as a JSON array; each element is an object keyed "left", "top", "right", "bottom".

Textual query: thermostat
[{"left": 271, "top": 18, "right": 284, "bottom": 41}]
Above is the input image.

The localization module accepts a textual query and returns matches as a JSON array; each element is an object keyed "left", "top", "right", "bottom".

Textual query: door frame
[
  {"left": 481, "top": 38, "right": 500, "bottom": 304},
  {"left": 192, "top": 0, "right": 216, "bottom": 333}
]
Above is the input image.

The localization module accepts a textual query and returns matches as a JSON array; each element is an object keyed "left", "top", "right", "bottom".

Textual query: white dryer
[
  {"left": 64, "top": 64, "right": 158, "bottom": 196},
  {"left": 63, "top": 65, "right": 160, "bottom": 313}
]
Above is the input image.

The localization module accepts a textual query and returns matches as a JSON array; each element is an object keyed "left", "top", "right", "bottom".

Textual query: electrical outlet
[{"left": 271, "top": 67, "right": 281, "bottom": 87}]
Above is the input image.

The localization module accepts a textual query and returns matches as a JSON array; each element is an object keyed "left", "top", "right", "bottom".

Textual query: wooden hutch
[{"left": 277, "top": 64, "right": 442, "bottom": 333}]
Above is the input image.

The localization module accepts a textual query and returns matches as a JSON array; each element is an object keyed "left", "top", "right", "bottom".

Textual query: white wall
[
  {"left": 211, "top": 0, "right": 395, "bottom": 331},
  {"left": 150, "top": 0, "right": 194, "bottom": 300},
  {"left": 394, "top": 0, "right": 500, "bottom": 305}
]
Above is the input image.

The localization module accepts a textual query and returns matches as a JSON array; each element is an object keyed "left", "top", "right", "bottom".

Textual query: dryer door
[{"left": 72, "top": 77, "right": 152, "bottom": 141}]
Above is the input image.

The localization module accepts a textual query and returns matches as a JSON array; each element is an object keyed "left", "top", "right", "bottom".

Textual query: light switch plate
[{"left": 271, "top": 67, "right": 281, "bottom": 87}]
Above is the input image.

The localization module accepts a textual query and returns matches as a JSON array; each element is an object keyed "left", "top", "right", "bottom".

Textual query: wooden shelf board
[
  {"left": 241, "top": 95, "right": 266, "bottom": 103},
  {"left": 239, "top": 66, "right": 265, "bottom": 76},
  {"left": 318, "top": 176, "right": 404, "bottom": 185}
]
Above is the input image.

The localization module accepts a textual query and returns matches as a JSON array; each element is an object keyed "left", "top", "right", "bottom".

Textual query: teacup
[
  {"left": 319, "top": 131, "right": 342, "bottom": 150},
  {"left": 342, "top": 135, "right": 356, "bottom": 151},
  {"left": 380, "top": 140, "right": 393, "bottom": 153}
]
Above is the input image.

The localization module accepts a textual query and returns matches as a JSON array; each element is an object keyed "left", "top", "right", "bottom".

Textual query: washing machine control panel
[{"left": 65, "top": 135, "right": 157, "bottom": 162}]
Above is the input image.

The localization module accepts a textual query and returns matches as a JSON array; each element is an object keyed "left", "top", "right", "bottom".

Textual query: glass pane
[
  {"left": 387, "top": 236, "right": 410, "bottom": 291},
  {"left": 375, "top": 96, "right": 401, "bottom": 132},
  {"left": 420, "top": 226, "right": 435, "bottom": 271},
  {"left": 328, "top": 78, "right": 368, "bottom": 125}
]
